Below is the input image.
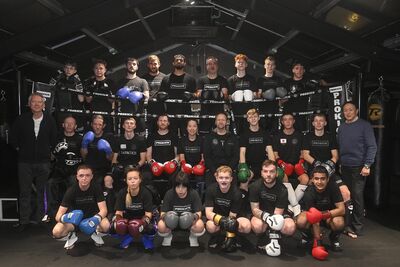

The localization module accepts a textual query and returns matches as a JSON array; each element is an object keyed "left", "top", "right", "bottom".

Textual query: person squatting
[{"left": 10, "top": 53, "right": 377, "bottom": 261}]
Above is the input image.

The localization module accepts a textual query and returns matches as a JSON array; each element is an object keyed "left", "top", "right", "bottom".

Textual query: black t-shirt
[
  {"left": 205, "top": 183, "right": 242, "bottom": 216},
  {"left": 302, "top": 181, "right": 343, "bottom": 211},
  {"left": 142, "top": 72, "right": 166, "bottom": 98},
  {"left": 177, "top": 135, "right": 203, "bottom": 166},
  {"left": 256, "top": 75, "right": 283, "bottom": 92},
  {"left": 197, "top": 75, "right": 227, "bottom": 114},
  {"left": 52, "top": 73, "right": 83, "bottom": 110},
  {"left": 53, "top": 133, "right": 83, "bottom": 174},
  {"left": 84, "top": 133, "right": 116, "bottom": 174},
  {"left": 302, "top": 132, "right": 338, "bottom": 162},
  {"left": 272, "top": 130, "right": 303, "bottom": 164},
  {"left": 227, "top": 74, "right": 257, "bottom": 94},
  {"left": 147, "top": 131, "right": 177, "bottom": 163},
  {"left": 159, "top": 72, "right": 196, "bottom": 99},
  {"left": 61, "top": 183, "right": 105, "bottom": 217},
  {"left": 239, "top": 128, "right": 272, "bottom": 165},
  {"left": 116, "top": 77, "right": 149, "bottom": 113},
  {"left": 203, "top": 131, "right": 239, "bottom": 173},
  {"left": 84, "top": 77, "right": 115, "bottom": 113},
  {"left": 161, "top": 188, "right": 202, "bottom": 214},
  {"left": 249, "top": 179, "right": 288, "bottom": 214},
  {"left": 114, "top": 186, "right": 153, "bottom": 219},
  {"left": 115, "top": 134, "right": 146, "bottom": 166}
]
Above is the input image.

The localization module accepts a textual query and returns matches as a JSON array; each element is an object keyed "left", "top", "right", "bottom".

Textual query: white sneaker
[
  {"left": 91, "top": 232, "right": 104, "bottom": 247},
  {"left": 189, "top": 234, "right": 199, "bottom": 247},
  {"left": 288, "top": 204, "right": 301, "bottom": 217},
  {"left": 63, "top": 232, "right": 78, "bottom": 249},
  {"left": 161, "top": 233, "right": 173, "bottom": 247}
]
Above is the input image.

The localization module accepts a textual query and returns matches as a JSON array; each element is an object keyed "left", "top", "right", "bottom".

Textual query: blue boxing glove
[
  {"left": 97, "top": 139, "right": 112, "bottom": 156},
  {"left": 79, "top": 214, "right": 102, "bottom": 235},
  {"left": 82, "top": 131, "right": 95, "bottom": 149},
  {"left": 116, "top": 87, "right": 130, "bottom": 99},
  {"left": 128, "top": 91, "right": 143, "bottom": 104},
  {"left": 61, "top": 210, "right": 83, "bottom": 225}
]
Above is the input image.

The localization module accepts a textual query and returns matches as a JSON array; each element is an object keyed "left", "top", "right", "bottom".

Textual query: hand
[{"left": 360, "top": 167, "right": 370, "bottom": 176}]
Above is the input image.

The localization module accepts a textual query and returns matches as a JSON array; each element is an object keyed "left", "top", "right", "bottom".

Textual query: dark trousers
[
  {"left": 17, "top": 162, "right": 51, "bottom": 224},
  {"left": 341, "top": 165, "right": 366, "bottom": 234}
]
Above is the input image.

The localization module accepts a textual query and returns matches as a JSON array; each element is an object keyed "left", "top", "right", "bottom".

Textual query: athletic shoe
[
  {"left": 91, "top": 232, "right": 104, "bottom": 247},
  {"left": 119, "top": 235, "right": 134, "bottom": 249},
  {"left": 208, "top": 234, "right": 222, "bottom": 248},
  {"left": 329, "top": 231, "right": 342, "bottom": 252},
  {"left": 64, "top": 232, "right": 78, "bottom": 249},
  {"left": 161, "top": 233, "right": 173, "bottom": 247}
]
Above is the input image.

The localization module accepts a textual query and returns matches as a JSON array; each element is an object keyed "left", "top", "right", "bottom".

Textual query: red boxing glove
[
  {"left": 181, "top": 160, "right": 193, "bottom": 175},
  {"left": 128, "top": 219, "right": 145, "bottom": 237},
  {"left": 306, "top": 207, "right": 331, "bottom": 224},
  {"left": 277, "top": 159, "right": 294, "bottom": 176},
  {"left": 164, "top": 159, "right": 178, "bottom": 175},
  {"left": 312, "top": 239, "right": 328, "bottom": 260},
  {"left": 294, "top": 159, "right": 306, "bottom": 176},
  {"left": 193, "top": 160, "right": 205, "bottom": 176},
  {"left": 150, "top": 160, "right": 164, "bottom": 176},
  {"left": 114, "top": 218, "right": 128, "bottom": 235}
]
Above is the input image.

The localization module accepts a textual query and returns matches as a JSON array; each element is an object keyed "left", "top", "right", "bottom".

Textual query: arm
[
  {"left": 146, "top": 146, "right": 153, "bottom": 162},
  {"left": 266, "top": 145, "right": 275, "bottom": 161},
  {"left": 250, "top": 202, "right": 263, "bottom": 219},
  {"left": 138, "top": 151, "right": 146, "bottom": 167},
  {"left": 303, "top": 149, "right": 314, "bottom": 164},
  {"left": 205, "top": 207, "right": 215, "bottom": 221},
  {"left": 331, "top": 149, "right": 339, "bottom": 163},
  {"left": 239, "top": 147, "right": 246, "bottom": 163},
  {"left": 55, "top": 206, "right": 68, "bottom": 223},
  {"left": 330, "top": 202, "right": 345, "bottom": 218},
  {"left": 97, "top": 201, "right": 108, "bottom": 220}
]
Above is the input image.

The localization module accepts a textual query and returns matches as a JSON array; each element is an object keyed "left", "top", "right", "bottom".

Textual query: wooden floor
[{"left": 1, "top": 216, "right": 399, "bottom": 267}]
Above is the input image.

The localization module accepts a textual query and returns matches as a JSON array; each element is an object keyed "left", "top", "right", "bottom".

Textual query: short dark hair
[
  {"left": 76, "top": 164, "right": 93, "bottom": 173},
  {"left": 64, "top": 61, "right": 77, "bottom": 68},
  {"left": 174, "top": 171, "right": 190, "bottom": 188},
  {"left": 310, "top": 165, "right": 329, "bottom": 178},
  {"left": 312, "top": 112, "right": 327, "bottom": 121},
  {"left": 262, "top": 159, "right": 277, "bottom": 169},
  {"left": 126, "top": 57, "right": 139, "bottom": 64},
  {"left": 93, "top": 59, "right": 107, "bottom": 68}
]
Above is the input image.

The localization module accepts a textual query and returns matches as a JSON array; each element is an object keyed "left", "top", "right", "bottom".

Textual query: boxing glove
[
  {"left": 312, "top": 239, "right": 328, "bottom": 260},
  {"left": 81, "top": 131, "right": 95, "bottom": 149},
  {"left": 306, "top": 207, "right": 331, "bottom": 224},
  {"left": 164, "top": 159, "right": 178, "bottom": 175},
  {"left": 192, "top": 160, "right": 205, "bottom": 176},
  {"left": 312, "top": 160, "right": 322, "bottom": 168},
  {"left": 275, "top": 86, "right": 288, "bottom": 97},
  {"left": 61, "top": 210, "right": 83, "bottom": 225},
  {"left": 97, "top": 139, "right": 112, "bottom": 156},
  {"left": 128, "top": 218, "right": 145, "bottom": 237},
  {"left": 179, "top": 212, "right": 196, "bottom": 230},
  {"left": 262, "top": 88, "right": 276, "bottom": 100},
  {"left": 261, "top": 212, "right": 284, "bottom": 231},
  {"left": 237, "top": 163, "right": 251, "bottom": 183},
  {"left": 163, "top": 211, "right": 179, "bottom": 230},
  {"left": 156, "top": 91, "right": 169, "bottom": 102},
  {"left": 114, "top": 217, "right": 128, "bottom": 235},
  {"left": 183, "top": 91, "right": 193, "bottom": 102},
  {"left": 150, "top": 160, "right": 164, "bottom": 177},
  {"left": 181, "top": 160, "right": 193, "bottom": 175},
  {"left": 116, "top": 87, "right": 130, "bottom": 99},
  {"left": 277, "top": 159, "right": 294, "bottom": 176},
  {"left": 79, "top": 214, "right": 102, "bottom": 235},
  {"left": 128, "top": 91, "right": 143, "bottom": 104},
  {"left": 322, "top": 159, "right": 336, "bottom": 177},
  {"left": 294, "top": 159, "right": 306, "bottom": 176},
  {"left": 276, "top": 167, "right": 285, "bottom": 182}
]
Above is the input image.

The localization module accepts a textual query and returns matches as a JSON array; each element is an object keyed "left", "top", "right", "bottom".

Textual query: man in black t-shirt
[
  {"left": 256, "top": 56, "right": 282, "bottom": 132},
  {"left": 112, "top": 117, "right": 147, "bottom": 191},
  {"left": 205, "top": 166, "right": 251, "bottom": 252},
  {"left": 81, "top": 115, "right": 116, "bottom": 186},
  {"left": 48, "top": 115, "right": 82, "bottom": 219},
  {"left": 83, "top": 59, "right": 116, "bottom": 132},
  {"left": 296, "top": 166, "right": 345, "bottom": 259},
  {"left": 52, "top": 165, "right": 110, "bottom": 249},
  {"left": 227, "top": 54, "right": 257, "bottom": 135},
  {"left": 249, "top": 160, "right": 296, "bottom": 257},
  {"left": 203, "top": 112, "right": 239, "bottom": 186},
  {"left": 115, "top": 57, "right": 149, "bottom": 134},
  {"left": 273, "top": 112, "right": 308, "bottom": 216},
  {"left": 158, "top": 172, "right": 204, "bottom": 247},
  {"left": 197, "top": 56, "right": 228, "bottom": 134},
  {"left": 159, "top": 54, "right": 196, "bottom": 135},
  {"left": 146, "top": 114, "right": 179, "bottom": 196},
  {"left": 142, "top": 55, "right": 166, "bottom": 134}
]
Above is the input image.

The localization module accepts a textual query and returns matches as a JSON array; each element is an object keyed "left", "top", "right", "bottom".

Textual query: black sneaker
[
  {"left": 208, "top": 234, "right": 222, "bottom": 249},
  {"left": 256, "top": 234, "right": 269, "bottom": 248},
  {"left": 13, "top": 223, "right": 29, "bottom": 233},
  {"left": 329, "top": 231, "right": 343, "bottom": 252},
  {"left": 299, "top": 231, "right": 312, "bottom": 247}
]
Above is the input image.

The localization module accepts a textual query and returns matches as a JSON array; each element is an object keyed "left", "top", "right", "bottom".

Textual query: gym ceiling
[{"left": 0, "top": 0, "right": 400, "bottom": 83}]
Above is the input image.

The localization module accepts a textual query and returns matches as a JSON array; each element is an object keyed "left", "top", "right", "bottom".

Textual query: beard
[{"left": 127, "top": 69, "right": 137, "bottom": 75}]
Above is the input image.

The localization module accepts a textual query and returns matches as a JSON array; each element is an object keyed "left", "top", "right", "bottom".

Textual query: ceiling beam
[
  {"left": 259, "top": 0, "right": 400, "bottom": 63},
  {"left": 134, "top": 7, "right": 156, "bottom": 41}
]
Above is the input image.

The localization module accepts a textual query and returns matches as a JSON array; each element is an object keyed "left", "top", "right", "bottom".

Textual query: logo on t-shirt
[
  {"left": 170, "top": 83, "right": 186, "bottom": 90},
  {"left": 249, "top": 137, "right": 263, "bottom": 144},
  {"left": 215, "top": 197, "right": 231, "bottom": 208},
  {"left": 154, "top": 140, "right": 172, "bottom": 146},
  {"left": 260, "top": 192, "right": 277, "bottom": 202},
  {"left": 280, "top": 138, "right": 287, "bottom": 144}
]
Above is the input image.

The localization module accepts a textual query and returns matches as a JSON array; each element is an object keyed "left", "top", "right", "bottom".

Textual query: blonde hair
[
  {"left": 215, "top": 165, "right": 233, "bottom": 176},
  {"left": 124, "top": 167, "right": 142, "bottom": 207},
  {"left": 148, "top": 55, "right": 160, "bottom": 64},
  {"left": 246, "top": 108, "right": 259, "bottom": 117}
]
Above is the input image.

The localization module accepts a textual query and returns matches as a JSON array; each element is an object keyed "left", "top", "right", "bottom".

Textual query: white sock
[
  {"left": 295, "top": 184, "right": 308, "bottom": 202},
  {"left": 283, "top": 182, "right": 298, "bottom": 206}
]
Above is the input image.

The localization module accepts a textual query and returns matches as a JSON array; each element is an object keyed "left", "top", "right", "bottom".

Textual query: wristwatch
[{"left": 364, "top": 164, "right": 370, "bottom": 169}]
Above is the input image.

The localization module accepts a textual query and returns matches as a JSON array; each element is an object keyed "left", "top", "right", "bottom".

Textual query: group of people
[{"left": 9, "top": 52, "right": 377, "bottom": 261}]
